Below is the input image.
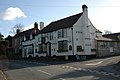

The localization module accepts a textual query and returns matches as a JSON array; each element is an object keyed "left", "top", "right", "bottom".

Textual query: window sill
[
  {"left": 37, "top": 51, "right": 47, "bottom": 53},
  {"left": 28, "top": 52, "right": 33, "bottom": 54},
  {"left": 91, "top": 49, "right": 96, "bottom": 52},
  {"left": 57, "top": 50, "right": 68, "bottom": 52},
  {"left": 77, "top": 49, "right": 84, "bottom": 52}
]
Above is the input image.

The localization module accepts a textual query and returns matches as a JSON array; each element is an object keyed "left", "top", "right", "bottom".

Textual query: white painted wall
[
  {"left": 73, "top": 6, "right": 96, "bottom": 55},
  {"left": 22, "top": 5, "right": 103, "bottom": 58},
  {"left": 22, "top": 35, "right": 35, "bottom": 58}
]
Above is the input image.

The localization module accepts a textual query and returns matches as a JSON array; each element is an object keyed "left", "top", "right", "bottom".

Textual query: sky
[{"left": 0, "top": 0, "right": 120, "bottom": 37}]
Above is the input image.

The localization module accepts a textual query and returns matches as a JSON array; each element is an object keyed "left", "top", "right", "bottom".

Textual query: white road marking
[
  {"left": 107, "top": 72, "right": 114, "bottom": 75},
  {"left": 100, "top": 71, "right": 107, "bottom": 74},
  {"left": 37, "top": 70, "right": 52, "bottom": 75},
  {"left": 103, "top": 73, "right": 109, "bottom": 75},
  {"left": 62, "top": 66, "right": 66, "bottom": 69},
  {"left": 73, "top": 67, "right": 77, "bottom": 70},
  {"left": 27, "top": 67, "right": 32, "bottom": 69},
  {"left": 37, "top": 62, "right": 49, "bottom": 66},
  {"left": 113, "top": 75, "right": 120, "bottom": 77},
  {"left": 78, "top": 68, "right": 82, "bottom": 70},
  {"left": 81, "top": 68, "right": 88, "bottom": 71},
  {"left": 87, "top": 69, "right": 95, "bottom": 73},
  {"left": 69, "top": 66, "right": 74, "bottom": 69},
  {"left": 85, "top": 61, "right": 103, "bottom": 66},
  {"left": 11, "top": 60, "right": 120, "bottom": 78},
  {"left": 59, "top": 78, "right": 66, "bottom": 80},
  {"left": 94, "top": 70, "right": 101, "bottom": 74},
  {"left": 65, "top": 66, "right": 69, "bottom": 68}
]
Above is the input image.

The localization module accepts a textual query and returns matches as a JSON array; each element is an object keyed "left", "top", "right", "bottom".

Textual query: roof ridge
[
  {"left": 13, "top": 27, "right": 39, "bottom": 38},
  {"left": 52, "top": 13, "right": 83, "bottom": 23},
  {"left": 20, "top": 28, "right": 34, "bottom": 33},
  {"left": 37, "top": 12, "right": 83, "bottom": 34}
]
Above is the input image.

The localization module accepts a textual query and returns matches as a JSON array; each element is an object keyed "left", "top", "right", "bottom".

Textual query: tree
[
  {"left": 0, "top": 32, "right": 4, "bottom": 40},
  {"left": 0, "top": 33, "right": 8, "bottom": 55},
  {"left": 104, "top": 30, "right": 112, "bottom": 34},
  {"left": 5, "top": 35, "right": 13, "bottom": 47},
  {"left": 9, "top": 23, "right": 24, "bottom": 34}
]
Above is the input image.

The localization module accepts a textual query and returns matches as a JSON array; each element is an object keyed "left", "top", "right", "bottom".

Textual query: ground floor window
[
  {"left": 28, "top": 46, "right": 34, "bottom": 54},
  {"left": 77, "top": 45, "right": 84, "bottom": 52},
  {"left": 69, "top": 45, "right": 72, "bottom": 51},
  {"left": 39, "top": 44, "right": 47, "bottom": 53},
  {"left": 35, "top": 49, "right": 37, "bottom": 53},
  {"left": 91, "top": 49, "right": 96, "bottom": 52},
  {"left": 24, "top": 48, "right": 27, "bottom": 57},
  {"left": 58, "top": 40, "right": 68, "bottom": 52}
]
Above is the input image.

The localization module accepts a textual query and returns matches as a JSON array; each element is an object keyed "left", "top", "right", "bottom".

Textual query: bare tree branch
[
  {"left": 9, "top": 23, "right": 24, "bottom": 34},
  {"left": 104, "top": 30, "right": 112, "bottom": 34}
]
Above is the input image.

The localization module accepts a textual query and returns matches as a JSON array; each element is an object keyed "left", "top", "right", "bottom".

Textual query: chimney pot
[
  {"left": 40, "top": 22, "right": 44, "bottom": 30},
  {"left": 34, "top": 22, "right": 38, "bottom": 29},
  {"left": 82, "top": 4, "right": 88, "bottom": 11}
]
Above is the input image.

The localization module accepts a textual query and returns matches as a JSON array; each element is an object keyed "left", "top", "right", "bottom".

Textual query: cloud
[{"left": 0, "top": 7, "right": 27, "bottom": 21}]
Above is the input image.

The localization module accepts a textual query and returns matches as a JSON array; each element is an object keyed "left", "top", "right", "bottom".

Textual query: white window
[
  {"left": 77, "top": 45, "right": 84, "bottom": 52},
  {"left": 58, "top": 29, "right": 67, "bottom": 38},
  {"left": 38, "top": 44, "right": 47, "bottom": 53},
  {"left": 58, "top": 40, "right": 68, "bottom": 52},
  {"left": 28, "top": 47, "right": 33, "bottom": 54},
  {"left": 46, "top": 33, "right": 49, "bottom": 40},
  {"left": 38, "top": 37, "right": 40, "bottom": 42},
  {"left": 50, "top": 32, "right": 53, "bottom": 40}
]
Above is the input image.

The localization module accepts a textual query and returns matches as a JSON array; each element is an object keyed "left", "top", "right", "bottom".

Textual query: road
[{"left": 3, "top": 56, "right": 120, "bottom": 80}]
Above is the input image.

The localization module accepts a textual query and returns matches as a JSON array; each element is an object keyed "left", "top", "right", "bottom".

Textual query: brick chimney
[
  {"left": 16, "top": 29, "right": 20, "bottom": 34},
  {"left": 82, "top": 4, "right": 88, "bottom": 12},
  {"left": 40, "top": 22, "right": 44, "bottom": 30},
  {"left": 82, "top": 4, "right": 88, "bottom": 24},
  {"left": 34, "top": 22, "right": 38, "bottom": 29}
]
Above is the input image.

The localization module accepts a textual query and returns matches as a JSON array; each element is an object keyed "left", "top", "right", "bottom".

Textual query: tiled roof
[
  {"left": 95, "top": 36, "right": 113, "bottom": 41},
  {"left": 103, "top": 33, "right": 120, "bottom": 41},
  {"left": 96, "top": 29, "right": 102, "bottom": 33},
  {"left": 13, "top": 28, "right": 39, "bottom": 38},
  {"left": 37, "top": 13, "right": 83, "bottom": 34}
]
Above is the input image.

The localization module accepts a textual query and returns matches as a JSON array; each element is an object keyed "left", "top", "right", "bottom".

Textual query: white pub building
[{"left": 22, "top": 5, "right": 120, "bottom": 59}]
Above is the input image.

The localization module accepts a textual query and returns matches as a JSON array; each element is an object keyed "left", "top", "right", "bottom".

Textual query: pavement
[
  {"left": 0, "top": 55, "right": 8, "bottom": 80},
  {"left": 1, "top": 55, "right": 120, "bottom": 80},
  {"left": 0, "top": 70, "right": 7, "bottom": 80}
]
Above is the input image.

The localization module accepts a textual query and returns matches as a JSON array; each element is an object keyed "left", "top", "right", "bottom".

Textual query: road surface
[{"left": 3, "top": 56, "right": 120, "bottom": 80}]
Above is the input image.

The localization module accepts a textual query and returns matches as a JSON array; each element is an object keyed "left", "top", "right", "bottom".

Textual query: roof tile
[{"left": 37, "top": 13, "right": 83, "bottom": 34}]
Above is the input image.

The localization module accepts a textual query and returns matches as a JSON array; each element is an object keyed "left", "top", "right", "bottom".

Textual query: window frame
[
  {"left": 38, "top": 44, "right": 47, "bottom": 53},
  {"left": 76, "top": 45, "right": 84, "bottom": 52},
  {"left": 28, "top": 46, "right": 34, "bottom": 54},
  {"left": 58, "top": 29, "right": 67, "bottom": 38},
  {"left": 57, "top": 40, "right": 68, "bottom": 52}
]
